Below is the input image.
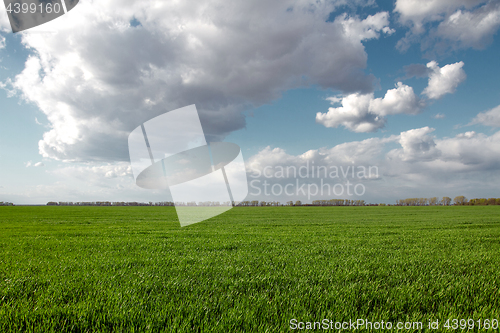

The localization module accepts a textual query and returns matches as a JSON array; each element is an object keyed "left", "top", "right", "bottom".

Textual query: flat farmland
[{"left": 0, "top": 206, "right": 499, "bottom": 332}]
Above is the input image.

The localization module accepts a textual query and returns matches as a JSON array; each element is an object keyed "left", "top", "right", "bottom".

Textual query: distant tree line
[
  {"left": 396, "top": 196, "right": 500, "bottom": 206},
  {"left": 396, "top": 197, "right": 452, "bottom": 206},
  {"left": 175, "top": 201, "right": 233, "bottom": 206},
  {"left": 0, "top": 202, "right": 14, "bottom": 206},
  {"left": 47, "top": 201, "right": 175, "bottom": 206},
  {"left": 311, "top": 199, "right": 365, "bottom": 206},
  {"left": 238, "top": 201, "right": 287, "bottom": 206},
  {"left": 47, "top": 201, "right": 236, "bottom": 207},
  {"left": 464, "top": 197, "right": 500, "bottom": 205},
  {"left": 45, "top": 200, "right": 360, "bottom": 207},
  {"left": 35, "top": 196, "right": 500, "bottom": 207},
  {"left": 236, "top": 200, "right": 366, "bottom": 206}
]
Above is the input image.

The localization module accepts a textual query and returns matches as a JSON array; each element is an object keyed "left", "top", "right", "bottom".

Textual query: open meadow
[{"left": 0, "top": 206, "right": 499, "bottom": 332}]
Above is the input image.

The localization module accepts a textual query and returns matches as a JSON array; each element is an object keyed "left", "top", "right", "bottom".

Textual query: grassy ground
[{"left": 0, "top": 206, "right": 499, "bottom": 332}]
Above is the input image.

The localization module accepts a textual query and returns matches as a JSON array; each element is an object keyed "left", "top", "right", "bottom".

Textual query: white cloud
[
  {"left": 316, "top": 93, "right": 386, "bottom": 132},
  {"left": 388, "top": 126, "right": 441, "bottom": 162},
  {"left": 246, "top": 127, "right": 500, "bottom": 202},
  {"left": 0, "top": 5, "right": 9, "bottom": 32},
  {"left": 317, "top": 61, "right": 465, "bottom": 133},
  {"left": 469, "top": 104, "right": 500, "bottom": 127},
  {"left": 422, "top": 61, "right": 466, "bottom": 99},
  {"left": 316, "top": 61, "right": 467, "bottom": 132},
  {"left": 394, "top": 0, "right": 486, "bottom": 31},
  {"left": 338, "top": 11, "right": 395, "bottom": 41},
  {"left": 55, "top": 163, "right": 133, "bottom": 181},
  {"left": 433, "top": 113, "right": 445, "bottom": 119},
  {"left": 0, "top": 35, "right": 5, "bottom": 49},
  {"left": 4, "top": 0, "right": 393, "bottom": 162},
  {"left": 25, "top": 161, "right": 45, "bottom": 167},
  {"left": 386, "top": 128, "right": 500, "bottom": 176},
  {"left": 247, "top": 135, "right": 398, "bottom": 175},
  {"left": 316, "top": 82, "right": 423, "bottom": 132},
  {"left": 394, "top": 0, "right": 500, "bottom": 53},
  {"left": 435, "top": 2, "right": 500, "bottom": 50},
  {"left": 436, "top": 131, "right": 500, "bottom": 169}
]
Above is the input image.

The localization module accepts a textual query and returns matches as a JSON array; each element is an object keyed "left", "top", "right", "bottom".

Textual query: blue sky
[{"left": 1, "top": 0, "right": 500, "bottom": 204}]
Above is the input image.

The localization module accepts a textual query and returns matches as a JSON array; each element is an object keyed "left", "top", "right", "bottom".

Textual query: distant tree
[
  {"left": 428, "top": 197, "right": 438, "bottom": 206},
  {"left": 453, "top": 196, "right": 468, "bottom": 205},
  {"left": 441, "top": 197, "right": 452, "bottom": 206},
  {"left": 295, "top": 200, "right": 302, "bottom": 206},
  {"left": 419, "top": 198, "right": 428, "bottom": 206}
]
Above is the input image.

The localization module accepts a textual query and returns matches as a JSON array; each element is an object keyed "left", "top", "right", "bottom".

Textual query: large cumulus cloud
[{"left": 3, "top": 0, "right": 393, "bottom": 162}]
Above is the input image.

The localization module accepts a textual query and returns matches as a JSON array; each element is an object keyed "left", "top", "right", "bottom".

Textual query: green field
[{"left": 0, "top": 206, "right": 499, "bottom": 332}]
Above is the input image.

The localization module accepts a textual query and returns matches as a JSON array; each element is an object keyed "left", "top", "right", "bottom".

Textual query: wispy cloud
[
  {"left": 468, "top": 104, "right": 500, "bottom": 127},
  {"left": 25, "top": 161, "right": 45, "bottom": 167}
]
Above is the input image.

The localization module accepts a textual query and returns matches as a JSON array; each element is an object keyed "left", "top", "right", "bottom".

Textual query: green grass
[{"left": 0, "top": 206, "right": 499, "bottom": 332}]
